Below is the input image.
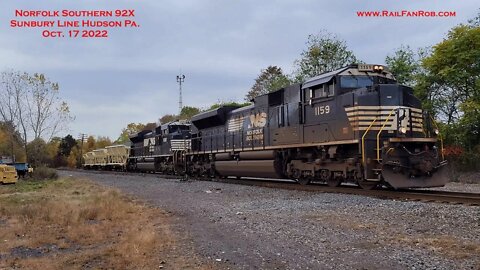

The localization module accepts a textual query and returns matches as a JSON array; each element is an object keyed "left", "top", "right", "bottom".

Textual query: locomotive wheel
[
  {"left": 327, "top": 176, "right": 342, "bottom": 187},
  {"left": 297, "top": 177, "right": 311, "bottom": 185},
  {"left": 208, "top": 169, "right": 216, "bottom": 179},
  {"left": 358, "top": 180, "right": 378, "bottom": 190}
]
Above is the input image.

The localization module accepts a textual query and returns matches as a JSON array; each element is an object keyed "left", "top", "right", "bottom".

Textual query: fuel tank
[
  {"left": 214, "top": 160, "right": 283, "bottom": 178},
  {"left": 136, "top": 158, "right": 155, "bottom": 171},
  {"left": 215, "top": 153, "right": 232, "bottom": 161},
  {"left": 239, "top": 150, "right": 276, "bottom": 160}
]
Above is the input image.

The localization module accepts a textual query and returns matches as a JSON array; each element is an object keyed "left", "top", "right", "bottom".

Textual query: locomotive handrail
[
  {"left": 251, "top": 129, "right": 254, "bottom": 150},
  {"left": 376, "top": 108, "right": 396, "bottom": 161},
  {"left": 241, "top": 129, "right": 244, "bottom": 151},
  {"left": 429, "top": 114, "right": 445, "bottom": 160},
  {"left": 361, "top": 117, "right": 378, "bottom": 165}
]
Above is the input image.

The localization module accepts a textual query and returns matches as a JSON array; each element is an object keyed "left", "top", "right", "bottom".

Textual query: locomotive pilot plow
[{"left": 382, "top": 160, "right": 449, "bottom": 189}]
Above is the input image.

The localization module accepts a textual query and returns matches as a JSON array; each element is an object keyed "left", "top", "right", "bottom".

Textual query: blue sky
[{"left": 1, "top": 0, "right": 478, "bottom": 140}]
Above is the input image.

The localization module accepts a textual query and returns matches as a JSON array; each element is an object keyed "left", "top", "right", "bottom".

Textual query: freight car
[
  {"left": 83, "top": 145, "right": 129, "bottom": 170},
  {"left": 84, "top": 64, "right": 448, "bottom": 190}
]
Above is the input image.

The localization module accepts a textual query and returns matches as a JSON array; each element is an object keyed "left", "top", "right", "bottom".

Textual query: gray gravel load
[{"left": 61, "top": 170, "right": 480, "bottom": 270}]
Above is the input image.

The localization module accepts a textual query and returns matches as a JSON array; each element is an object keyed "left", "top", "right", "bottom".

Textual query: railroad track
[
  {"left": 212, "top": 177, "right": 480, "bottom": 206},
  {"left": 65, "top": 169, "right": 480, "bottom": 206}
]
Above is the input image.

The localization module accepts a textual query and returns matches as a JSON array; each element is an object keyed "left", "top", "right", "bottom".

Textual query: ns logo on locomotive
[{"left": 84, "top": 64, "right": 448, "bottom": 190}]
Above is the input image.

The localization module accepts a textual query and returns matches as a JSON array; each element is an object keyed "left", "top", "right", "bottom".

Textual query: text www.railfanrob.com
[{"left": 357, "top": 10, "right": 456, "bottom": 17}]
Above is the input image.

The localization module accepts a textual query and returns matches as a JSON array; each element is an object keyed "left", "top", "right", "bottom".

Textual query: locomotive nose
[
  {"left": 382, "top": 160, "right": 449, "bottom": 189},
  {"left": 380, "top": 141, "right": 448, "bottom": 189}
]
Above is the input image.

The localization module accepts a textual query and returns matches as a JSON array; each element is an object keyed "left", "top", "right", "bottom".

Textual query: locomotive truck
[{"left": 84, "top": 64, "right": 448, "bottom": 189}]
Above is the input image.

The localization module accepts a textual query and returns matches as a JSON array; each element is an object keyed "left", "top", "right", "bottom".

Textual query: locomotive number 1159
[{"left": 314, "top": 105, "right": 331, "bottom": 115}]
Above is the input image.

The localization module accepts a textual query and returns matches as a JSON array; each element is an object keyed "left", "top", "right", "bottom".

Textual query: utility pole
[
  {"left": 78, "top": 133, "right": 87, "bottom": 168},
  {"left": 176, "top": 74, "right": 185, "bottom": 115}
]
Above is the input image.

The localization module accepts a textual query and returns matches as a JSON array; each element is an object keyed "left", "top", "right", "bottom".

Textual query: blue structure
[{"left": 0, "top": 156, "right": 31, "bottom": 177}]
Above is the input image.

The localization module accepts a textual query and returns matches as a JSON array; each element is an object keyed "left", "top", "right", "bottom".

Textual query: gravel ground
[
  {"left": 60, "top": 171, "right": 480, "bottom": 270},
  {"left": 428, "top": 182, "right": 480, "bottom": 193}
]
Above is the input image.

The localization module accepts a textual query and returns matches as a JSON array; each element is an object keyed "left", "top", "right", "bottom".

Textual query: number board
[{"left": 314, "top": 105, "right": 331, "bottom": 115}]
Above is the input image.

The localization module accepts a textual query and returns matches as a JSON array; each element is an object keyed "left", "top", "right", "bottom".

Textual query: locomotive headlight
[
  {"left": 400, "top": 127, "right": 407, "bottom": 134},
  {"left": 434, "top": 129, "right": 440, "bottom": 135}
]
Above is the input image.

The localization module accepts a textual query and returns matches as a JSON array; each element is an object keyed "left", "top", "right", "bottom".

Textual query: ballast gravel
[{"left": 61, "top": 170, "right": 480, "bottom": 270}]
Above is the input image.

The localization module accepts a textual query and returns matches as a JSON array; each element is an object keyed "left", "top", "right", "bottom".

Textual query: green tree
[
  {"left": 0, "top": 121, "right": 25, "bottom": 162},
  {"left": 179, "top": 106, "right": 201, "bottom": 120},
  {"left": 115, "top": 123, "right": 145, "bottom": 144},
  {"left": 208, "top": 101, "right": 251, "bottom": 110},
  {"left": 144, "top": 122, "right": 157, "bottom": 130},
  {"left": 85, "top": 136, "right": 96, "bottom": 151},
  {"left": 26, "top": 138, "right": 48, "bottom": 166},
  {"left": 45, "top": 137, "right": 60, "bottom": 166},
  {"left": 293, "top": 31, "right": 359, "bottom": 82},
  {"left": 385, "top": 45, "right": 420, "bottom": 87},
  {"left": 67, "top": 146, "right": 81, "bottom": 168},
  {"left": 58, "top": 134, "right": 77, "bottom": 157},
  {"left": 418, "top": 22, "right": 480, "bottom": 148},
  {"left": 159, "top": 114, "right": 177, "bottom": 124},
  {"left": 95, "top": 136, "right": 112, "bottom": 149},
  {"left": 245, "top": 66, "right": 291, "bottom": 101}
]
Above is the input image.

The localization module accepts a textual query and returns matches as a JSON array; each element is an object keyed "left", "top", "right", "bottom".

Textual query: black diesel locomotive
[{"left": 118, "top": 64, "right": 448, "bottom": 189}]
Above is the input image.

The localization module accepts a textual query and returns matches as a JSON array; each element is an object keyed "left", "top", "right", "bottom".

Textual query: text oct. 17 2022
[{"left": 10, "top": 9, "right": 140, "bottom": 38}]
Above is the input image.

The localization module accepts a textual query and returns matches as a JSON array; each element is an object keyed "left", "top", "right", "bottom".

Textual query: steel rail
[{"left": 66, "top": 169, "right": 480, "bottom": 206}]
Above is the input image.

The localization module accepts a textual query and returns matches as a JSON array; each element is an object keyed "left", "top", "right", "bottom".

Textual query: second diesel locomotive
[{"left": 86, "top": 64, "right": 448, "bottom": 189}]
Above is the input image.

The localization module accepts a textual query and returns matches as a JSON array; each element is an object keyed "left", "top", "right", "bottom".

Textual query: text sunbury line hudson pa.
[{"left": 10, "top": 20, "right": 129, "bottom": 28}]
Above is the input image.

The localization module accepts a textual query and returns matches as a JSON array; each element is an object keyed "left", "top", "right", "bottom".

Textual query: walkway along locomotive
[{"left": 84, "top": 64, "right": 448, "bottom": 189}]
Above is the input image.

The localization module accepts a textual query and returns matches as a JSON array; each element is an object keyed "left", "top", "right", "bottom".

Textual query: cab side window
[{"left": 313, "top": 83, "right": 334, "bottom": 98}]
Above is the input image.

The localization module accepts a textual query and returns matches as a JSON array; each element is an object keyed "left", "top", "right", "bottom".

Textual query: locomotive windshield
[
  {"left": 340, "top": 75, "right": 397, "bottom": 89},
  {"left": 169, "top": 125, "right": 190, "bottom": 133},
  {"left": 340, "top": 75, "right": 373, "bottom": 88}
]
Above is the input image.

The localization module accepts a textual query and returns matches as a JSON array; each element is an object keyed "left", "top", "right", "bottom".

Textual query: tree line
[{"left": 0, "top": 72, "right": 73, "bottom": 165}]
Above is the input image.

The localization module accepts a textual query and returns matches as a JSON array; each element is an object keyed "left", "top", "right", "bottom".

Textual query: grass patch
[
  {"left": 0, "top": 180, "right": 49, "bottom": 194},
  {"left": 30, "top": 166, "right": 58, "bottom": 180},
  {"left": 0, "top": 177, "right": 210, "bottom": 269}
]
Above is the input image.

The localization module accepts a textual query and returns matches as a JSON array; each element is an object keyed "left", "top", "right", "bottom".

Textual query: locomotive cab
[
  {"left": 301, "top": 64, "right": 447, "bottom": 189},
  {"left": 338, "top": 65, "right": 447, "bottom": 188}
]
